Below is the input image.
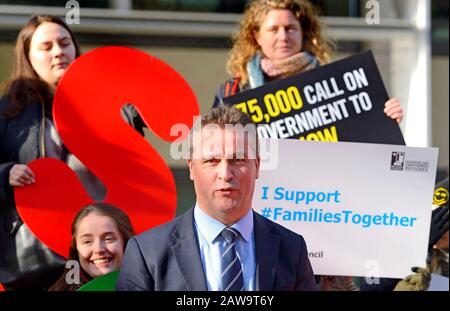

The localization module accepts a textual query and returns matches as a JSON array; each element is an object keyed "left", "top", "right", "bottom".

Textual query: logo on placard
[
  {"left": 390, "top": 152, "right": 405, "bottom": 171},
  {"left": 433, "top": 187, "right": 449, "bottom": 206}
]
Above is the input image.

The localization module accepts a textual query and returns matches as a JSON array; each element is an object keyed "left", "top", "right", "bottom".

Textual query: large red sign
[{"left": 15, "top": 47, "right": 199, "bottom": 257}]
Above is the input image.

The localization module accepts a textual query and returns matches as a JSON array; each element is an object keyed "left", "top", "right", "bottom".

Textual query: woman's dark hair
[
  {"left": 1, "top": 14, "right": 81, "bottom": 119},
  {"left": 69, "top": 203, "right": 135, "bottom": 261}
]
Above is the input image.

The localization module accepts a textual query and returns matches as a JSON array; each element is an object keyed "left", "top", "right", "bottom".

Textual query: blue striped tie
[{"left": 220, "top": 227, "right": 244, "bottom": 291}]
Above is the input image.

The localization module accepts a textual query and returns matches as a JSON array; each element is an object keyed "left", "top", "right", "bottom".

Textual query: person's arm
[
  {"left": 212, "top": 84, "right": 226, "bottom": 108},
  {"left": 0, "top": 125, "right": 32, "bottom": 201},
  {"left": 212, "top": 93, "right": 223, "bottom": 108},
  {"left": 0, "top": 110, "right": 14, "bottom": 203},
  {"left": 295, "top": 237, "right": 317, "bottom": 290},
  {"left": 393, "top": 267, "right": 431, "bottom": 291},
  {"left": 0, "top": 162, "right": 15, "bottom": 203},
  {"left": 384, "top": 98, "right": 403, "bottom": 124},
  {"left": 121, "top": 104, "right": 147, "bottom": 137},
  {"left": 0, "top": 103, "right": 34, "bottom": 201},
  {"left": 116, "top": 237, "right": 154, "bottom": 291},
  {"left": 428, "top": 206, "right": 449, "bottom": 250},
  {"left": 6, "top": 164, "right": 35, "bottom": 187}
]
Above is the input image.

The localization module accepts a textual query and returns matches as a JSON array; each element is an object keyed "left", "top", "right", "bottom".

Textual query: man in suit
[{"left": 116, "top": 105, "right": 316, "bottom": 291}]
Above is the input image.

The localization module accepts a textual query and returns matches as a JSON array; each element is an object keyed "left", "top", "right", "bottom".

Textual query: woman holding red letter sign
[
  {"left": 0, "top": 15, "right": 143, "bottom": 290},
  {"left": 0, "top": 15, "right": 80, "bottom": 290}
]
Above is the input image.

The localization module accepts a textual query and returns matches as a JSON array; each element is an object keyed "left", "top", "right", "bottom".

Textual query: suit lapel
[
  {"left": 171, "top": 207, "right": 208, "bottom": 291},
  {"left": 254, "top": 212, "right": 280, "bottom": 291}
]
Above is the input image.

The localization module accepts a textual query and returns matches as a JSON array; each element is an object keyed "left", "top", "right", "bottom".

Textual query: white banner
[{"left": 254, "top": 139, "right": 438, "bottom": 279}]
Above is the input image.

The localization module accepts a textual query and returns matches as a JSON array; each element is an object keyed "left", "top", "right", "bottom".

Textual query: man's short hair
[
  {"left": 201, "top": 104, "right": 254, "bottom": 127},
  {"left": 189, "top": 105, "right": 259, "bottom": 159}
]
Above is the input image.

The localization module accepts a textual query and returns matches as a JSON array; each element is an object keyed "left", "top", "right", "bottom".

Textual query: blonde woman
[{"left": 213, "top": 0, "right": 403, "bottom": 123}]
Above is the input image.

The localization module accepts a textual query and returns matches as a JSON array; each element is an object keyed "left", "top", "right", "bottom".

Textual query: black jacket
[
  {"left": 0, "top": 98, "right": 66, "bottom": 290},
  {"left": 116, "top": 206, "right": 316, "bottom": 291}
]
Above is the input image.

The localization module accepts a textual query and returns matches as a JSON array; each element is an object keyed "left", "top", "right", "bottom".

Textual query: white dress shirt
[{"left": 193, "top": 203, "right": 256, "bottom": 291}]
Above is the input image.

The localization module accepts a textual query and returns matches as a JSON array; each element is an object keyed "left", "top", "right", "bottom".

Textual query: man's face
[{"left": 188, "top": 126, "right": 259, "bottom": 225}]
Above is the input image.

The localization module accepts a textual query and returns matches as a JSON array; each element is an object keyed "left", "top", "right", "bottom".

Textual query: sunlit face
[
  {"left": 188, "top": 126, "right": 260, "bottom": 226},
  {"left": 255, "top": 9, "right": 303, "bottom": 61},
  {"left": 75, "top": 213, "right": 125, "bottom": 278},
  {"left": 28, "top": 22, "right": 76, "bottom": 90}
]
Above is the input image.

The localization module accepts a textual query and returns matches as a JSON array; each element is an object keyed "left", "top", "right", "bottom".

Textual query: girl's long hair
[{"left": 1, "top": 14, "right": 81, "bottom": 119}]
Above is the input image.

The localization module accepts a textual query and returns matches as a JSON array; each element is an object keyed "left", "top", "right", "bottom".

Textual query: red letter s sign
[{"left": 15, "top": 47, "right": 199, "bottom": 257}]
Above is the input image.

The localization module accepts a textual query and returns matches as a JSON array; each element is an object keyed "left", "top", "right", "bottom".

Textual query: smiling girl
[{"left": 49, "top": 203, "right": 135, "bottom": 291}]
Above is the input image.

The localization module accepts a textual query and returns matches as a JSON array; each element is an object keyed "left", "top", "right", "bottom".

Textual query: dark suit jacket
[{"left": 116, "top": 207, "right": 316, "bottom": 291}]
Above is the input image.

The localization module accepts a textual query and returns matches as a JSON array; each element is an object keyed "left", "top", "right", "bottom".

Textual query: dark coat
[{"left": 116, "top": 206, "right": 316, "bottom": 291}]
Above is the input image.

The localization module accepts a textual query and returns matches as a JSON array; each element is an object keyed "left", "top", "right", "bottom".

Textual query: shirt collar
[{"left": 194, "top": 203, "right": 254, "bottom": 243}]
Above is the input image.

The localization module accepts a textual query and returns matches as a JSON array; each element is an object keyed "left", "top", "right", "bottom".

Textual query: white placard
[{"left": 254, "top": 139, "right": 438, "bottom": 279}]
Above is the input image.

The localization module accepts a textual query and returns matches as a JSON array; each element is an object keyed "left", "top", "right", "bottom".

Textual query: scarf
[{"left": 246, "top": 51, "right": 319, "bottom": 89}]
